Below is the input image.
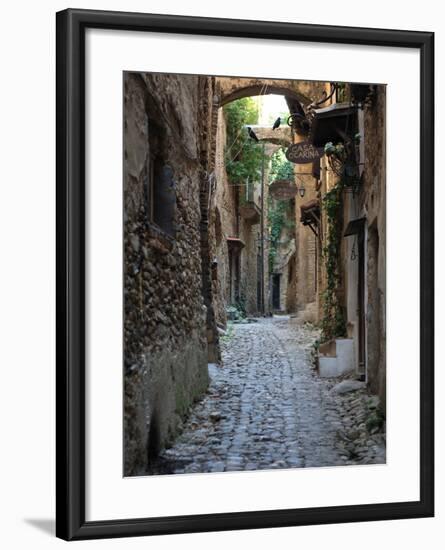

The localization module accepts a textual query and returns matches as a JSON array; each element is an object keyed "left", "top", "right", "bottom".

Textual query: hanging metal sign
[
  {"left": 269, "top": 179, "right": 298, "bottom": 200},
  {"left": 286, "top": 141, "right": 324, "bottom": 164}
]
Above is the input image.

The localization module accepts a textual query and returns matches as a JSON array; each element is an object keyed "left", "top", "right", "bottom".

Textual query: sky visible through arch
[{"left": 257, "top": 93, "right": 289, "bottom": 126}]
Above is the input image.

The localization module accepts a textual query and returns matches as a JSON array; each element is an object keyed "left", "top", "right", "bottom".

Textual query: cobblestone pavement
[{"left": 150, "top": 317, "right": 385, "bottom": 475}]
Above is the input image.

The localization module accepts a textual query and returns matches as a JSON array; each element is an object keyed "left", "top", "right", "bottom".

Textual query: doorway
[
  {"left": 357, "top": 224, "right": 366, "bottom": 380},
  {"left": 272, "top": 274, "right": 281, "bottom": 311},
  {"left": 229, "top": 248, "right": 241, "bottom": 305}
]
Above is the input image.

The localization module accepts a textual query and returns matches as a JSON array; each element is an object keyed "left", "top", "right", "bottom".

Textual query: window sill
[{"left": 146, "top": 222, "right": 175, "bottom": 254}]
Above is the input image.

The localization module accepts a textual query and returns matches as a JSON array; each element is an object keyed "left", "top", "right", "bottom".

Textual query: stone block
[{"left": 318, "top": 338, "right": 355, "bottom": 378}]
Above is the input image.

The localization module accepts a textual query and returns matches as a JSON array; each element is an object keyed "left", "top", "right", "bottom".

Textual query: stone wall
[
  {"left": 123, "top": 72, "right": 213, "bottom": 475},
  {"left": 208, "top": 110, "right": 237, "bottom": 324},
  {"left": 336, "top": 85, "right": 386, "bottom": 410},
  {"left": 293, "top": 136, "right": 321, "bottom": 320},
  {"left": 272, "top": 211, "right": 296, "bottom": 312},
  {"left": 239, "top": 215, "right": 262, "bottom": 315},
  {"left": 311, "top": 85, "right": 386, "bottom": 413},
  {"left": 209, "top": 110, "right": 271, "bottom": 320},
  {"left": 362, "top": 86, "right": 386, "bottom": 410}
]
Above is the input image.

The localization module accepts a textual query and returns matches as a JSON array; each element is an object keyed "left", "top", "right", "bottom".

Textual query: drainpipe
[{"left": 260, "top": 141, "right": 265, "bottom": 315}]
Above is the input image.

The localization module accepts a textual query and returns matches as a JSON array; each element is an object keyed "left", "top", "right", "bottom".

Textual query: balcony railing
[{"left": 239, "top": 180, "right": 261, "bottom": 224}]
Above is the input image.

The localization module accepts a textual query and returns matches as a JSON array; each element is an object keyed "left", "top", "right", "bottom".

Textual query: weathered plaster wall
[
  {"left": 211, "top": 112, "right": 270, "bottom": 319},
  {"left": 123, "top": 73, "right": 212, "bottom": 475},
  {"left": 293, "top": 136, "right": 320, "bottom": 320},
  {"left": 341, "top": 85, "right": 386, "bottom": 410},
  {"left": 363, "top": 86, "right": 386, "bottom": 410},
  {"left": 272, "top": 214, "right": 296, "bottom": 312},
  {"left": 209, "top": 110, "right": 237, "bottom": 323}
]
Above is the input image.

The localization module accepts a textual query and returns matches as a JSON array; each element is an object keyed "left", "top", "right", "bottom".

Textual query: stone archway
[{"left": 217, "top": 77, "right": 329, "bottom": 107}]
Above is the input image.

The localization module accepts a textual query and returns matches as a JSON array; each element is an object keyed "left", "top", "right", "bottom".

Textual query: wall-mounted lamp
[{"left": 298, "top": 186, "right": 306, "bottom": 198}]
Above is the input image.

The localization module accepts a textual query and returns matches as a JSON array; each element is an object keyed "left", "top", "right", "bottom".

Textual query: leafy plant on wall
[
  {"left": 320, "top": 179, "right": 347, "bottom": 342},
  {"left": 268, "top": 149, "right": 295, "bottom": 273},
  {"left": 320, "top": 133, "right": 363, "bottom": 341},
  {"left": 270, "top": 148, "right": 294, "bottom": 181},
  {"left": 224, "top": 98, "right": 265, "bottom": 185}
]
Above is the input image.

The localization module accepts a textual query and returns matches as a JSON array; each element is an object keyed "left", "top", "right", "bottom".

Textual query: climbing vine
[
  {"left": 320, "top": 133, "right": 363, "bottom": 342},
  {"left": 268, "top": 200, "right": 289, "bottom": 272},
  {"left": 269, "top": 148, "right": 294, "bottom": 181},
  {"left": 268, "top": 149, "right": 295, "bottom": 273},
  {"left": 223, "top": 97, "right": 265, "bottom": 185},
  {"left": 320, "top": 179, "right": 347, "bottom": 342}
]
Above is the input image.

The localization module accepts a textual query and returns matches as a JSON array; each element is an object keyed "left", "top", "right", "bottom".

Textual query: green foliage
[
  {"left": 270, "top": 148, "right": 294, "bottom": 181},
  {"left": 335, "top": 82, "right": 348, "bottom": 103},
  {"left": 235, "top": 297, "right": 247, "bottom": 318},
  {"left": 366, "top": 409, "right": 385, "bottom": 433},
  {"left": 226, "top": 302, "right": 245, "bottom": 321},
  {"left": 324, "top": 141, "right": 346, "bottom": 158},
  {"left": 320, "top": 180, "right": 347, "bottom": 342},
  {"left": 268, "top": 199, "right": 288, "bottom": 273},
  {"left": 325, "top": 139, "right": 362, "bottom": 192},
  {"left": 224, "top": 98, "right": 265, "bottom": 185},
  {"left": 321, "top": 136, "right": 361, "bottom": 338},
  {"left": 220, "top": 321, "right": 235, "bottom": 343},
  {"left": 224, "top": 97, "right": 259, "bottom": 142},
  {"left": 268, "top": 149, "right": 296, "bottom": 272}
]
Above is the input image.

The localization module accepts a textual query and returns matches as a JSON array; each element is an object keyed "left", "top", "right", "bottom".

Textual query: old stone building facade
[
  {"left": 342, "top": 85, "right": 386, "bottom": 408},
  {"left": 209, "top": 77, "right": 330, "bottom": 321},
  {"left": 209, "top": 114, "right": 276, "bottom": 321},
  {"left": 311, "top": 84, "right": 386, "bottom": 410},
  {"left": 123, "top": 72, "right": 219, "bottom": 475},
  {"left": 208, "top": 110, "right": 269, "bottom": 323}
]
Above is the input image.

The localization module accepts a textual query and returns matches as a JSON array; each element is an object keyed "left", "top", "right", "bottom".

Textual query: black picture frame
[{"left": 56, "top": 8, "right": 434, "bottom": 541}]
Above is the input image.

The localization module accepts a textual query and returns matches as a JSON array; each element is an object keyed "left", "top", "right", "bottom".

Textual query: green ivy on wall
[
  {"left": 223, "top": 98, "right": 265, "bottom": 185},
  {"left": 270, "top": 148, "right": 294, "bottom": 181},
  {"left": 268, "top": 149, "right": 295, "bottom": 273},
  {"left": 320, "top": 179, "right": 347, "bottom": 342}
]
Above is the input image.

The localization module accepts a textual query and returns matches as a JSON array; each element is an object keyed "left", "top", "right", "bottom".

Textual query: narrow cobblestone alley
[
  {"left": 150, "top": 317, "right": 385, "bottom": 475},
  {"left": 123, "top": 74, "right": 388, "bottom": 478}
]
